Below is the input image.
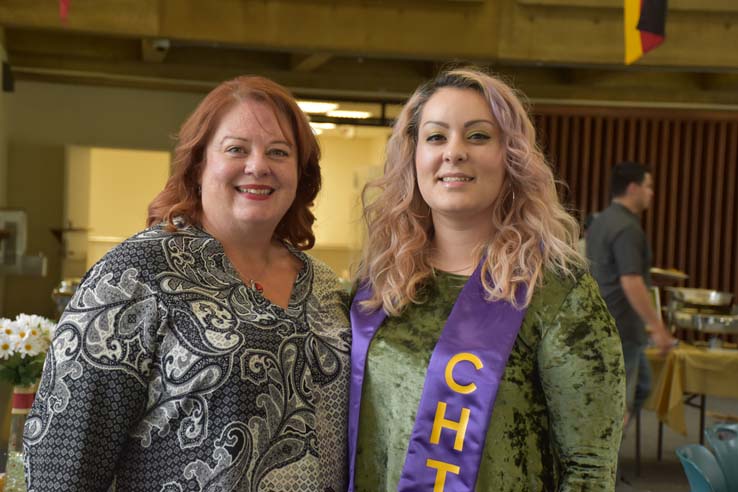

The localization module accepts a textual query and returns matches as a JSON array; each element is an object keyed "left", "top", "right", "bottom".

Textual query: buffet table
[{"left": 646, "top": 344, "right": 738, "bottom": 435}]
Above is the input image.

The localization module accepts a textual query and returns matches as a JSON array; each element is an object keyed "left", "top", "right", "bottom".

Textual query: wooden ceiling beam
[
  {"left": 0, "top": 0, "right": 498, "bottom": 60},
  {"left": 3, "top": 0, "right": 738, "bottom": 107},
  {"left": 10, "top": 44, "right": 738, "bottom": 107},
  {"left": 7, "top": 52, "right": 426, "bottom": 100},
  {"left": 5, "top": 28, "right": 140, "bottom": 61},
  {"left": 141, "top": 38, "right": 170, "bottom": 63},
  {"left": 290, "top": 53, "right": 333, "bottom": 72},
  {"left": 500, "top": 0, "right": 738, "bottom": 68},
  {"left": 517, "top": 0, "right": 738, "bottom": 13},
  {"left": 0, "top": 0, "right": 160, "bottom": 36},
  {"left": 2, "top": 0, "right": 737, "bottom": 68}
]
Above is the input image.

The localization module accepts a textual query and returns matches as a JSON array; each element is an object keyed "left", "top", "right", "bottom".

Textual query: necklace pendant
[{"left": 250, "top": 280, "right": 264, "bottom": 294}]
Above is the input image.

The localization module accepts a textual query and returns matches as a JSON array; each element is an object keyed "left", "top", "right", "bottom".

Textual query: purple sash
[{"left": 348, "top": 263, "right": 527, "bottom": 492}]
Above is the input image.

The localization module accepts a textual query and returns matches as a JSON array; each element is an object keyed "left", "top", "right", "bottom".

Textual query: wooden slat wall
[{"left": 533, "top": 106, "right": 738, "bottom": 300}]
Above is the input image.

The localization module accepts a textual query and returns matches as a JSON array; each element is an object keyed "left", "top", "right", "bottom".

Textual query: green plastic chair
[
  {"left": 676, "top": 444, "right": 728, "bottom": 492},
  {"left": 705, "top": 423, "right": 738, "bottom": 492}
]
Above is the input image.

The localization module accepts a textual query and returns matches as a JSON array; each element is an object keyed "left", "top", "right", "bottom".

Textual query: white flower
[
  {"left": 0, "top": 334, "right": 13, "bottom": 360},
  {"left": 40, "top": 318, "right": 56, "bottom": 338},
  {"left": 16, "top": 314, "right": 51, "bottom": 333},
  {"left": 13, "top": 314, "right": 55, "bottom": 344},
  {"left": 14, "top": 325, "right": 29, "bottom": 342},
  {"left": 17, "top": 336, "right": 43, "bottom": 358},
  {"left": 0, "top": 314, "right": 56, "bottom": 360},
  {"left": 0, "top": 313, "right": 55, "bottom": 386},
  {"left": 0, "top": 318, "right": 16, "bottom": 338}
]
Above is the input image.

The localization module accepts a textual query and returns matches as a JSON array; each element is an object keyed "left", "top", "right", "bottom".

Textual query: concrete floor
[{"left": 616, "top": 396, "right": 738, "bottom": 492}]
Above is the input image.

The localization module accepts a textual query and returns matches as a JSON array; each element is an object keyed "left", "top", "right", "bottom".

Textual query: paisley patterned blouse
[
  {"left": 24, "top": 224, "right": 351, "bottom": 492},
  {"left": 354, "top": 270, "right": 625, "bottom": 491}
]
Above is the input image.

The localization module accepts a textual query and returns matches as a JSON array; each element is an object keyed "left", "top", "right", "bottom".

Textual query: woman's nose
[
  {"left": 244, "top": 153, "right": 271, "bottom": 176},
  {"left": 443, "top": 141, "right": 468, "bottom": 163}
]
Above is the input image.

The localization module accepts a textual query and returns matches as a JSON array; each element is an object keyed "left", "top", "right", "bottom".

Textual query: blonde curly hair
[{"left": 356, "top": 68, "right": 584, "bottom": 315}]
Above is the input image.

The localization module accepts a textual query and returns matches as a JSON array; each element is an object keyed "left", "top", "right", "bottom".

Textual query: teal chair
[
  {"left": 705, "top": 423, "right": 738, "bottom": 491},
  {"left": 676, "top": 444, "right": 728, "bottom": 492}
]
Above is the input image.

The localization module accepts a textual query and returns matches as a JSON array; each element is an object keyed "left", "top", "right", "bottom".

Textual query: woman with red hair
[{"left": 25, "top": 76, "right": 350, "bottom": 491}]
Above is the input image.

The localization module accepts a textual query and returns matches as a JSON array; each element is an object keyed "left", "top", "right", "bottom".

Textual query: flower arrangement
[{"left": 0, "top": 314, "right": 56, "bottom": 387}]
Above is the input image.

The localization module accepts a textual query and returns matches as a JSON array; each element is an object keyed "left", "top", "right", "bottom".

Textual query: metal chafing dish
[
  {"left": 672, "top": 310, "right": 738, "bottom": 334},
  {"left": 665, "top": 287, "right": 738, "bottom": 338},
  {"left": 693, "top": 313, "right": 738, "bottom": 334},
  {"left": 665, "top": 287, "right": 734, "bottom": 309}
]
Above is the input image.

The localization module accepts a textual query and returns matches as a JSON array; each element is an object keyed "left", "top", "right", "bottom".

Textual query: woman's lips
[
  {"left": 235, "top": 185, "right": 275, "bottom": 200},
  {"left": 437, "top": 174, "right": 474, "bottom": 187}
]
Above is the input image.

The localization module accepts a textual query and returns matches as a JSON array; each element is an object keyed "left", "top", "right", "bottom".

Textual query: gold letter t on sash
[
  {"left": 430, "top": 402, "right": 471, "bottom": 451},
  {"left": 426, "top": 458, "right": 461, "bottom": 492}
]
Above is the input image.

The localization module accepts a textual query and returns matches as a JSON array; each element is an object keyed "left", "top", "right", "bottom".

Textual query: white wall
[
  {"left": 62, "top": 146, "right": 91, "bottom": 278},
  {"left": 310, "top": 132, "right": 386, "bottom": 277},
  {"left": 3, "top": 142, "right": 65, "bottom": 319},
  {"left": 314, "top": 135, "right": 375, "bottom": 247},
  {"left": 85, "top": 147, "right": 170, "bottom": 269},
  {"left": 63, "top": 146, "right": 171, "bottom": 276}
]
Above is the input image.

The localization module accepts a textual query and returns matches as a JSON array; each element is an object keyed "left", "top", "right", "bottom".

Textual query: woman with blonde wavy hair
[{"left": 347, "top": 68, "right": 625, "bottom": 492}]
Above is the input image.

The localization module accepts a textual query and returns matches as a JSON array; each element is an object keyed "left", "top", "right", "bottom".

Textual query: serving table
[{"left": 644, "top": 344, "right": 738, "bottom": 459}]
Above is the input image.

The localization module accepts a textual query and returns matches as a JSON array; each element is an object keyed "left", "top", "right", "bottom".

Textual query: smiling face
[
  {"left": 415, "top": 87, "right": 507, "bottom": 228},
  {"left": 199, "top": 98, "right": 298, "bottom": 240}
]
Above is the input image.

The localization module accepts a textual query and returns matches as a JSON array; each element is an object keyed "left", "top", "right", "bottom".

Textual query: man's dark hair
[{"left": 610, "top": 161, "right": 652, "bottom": 198}]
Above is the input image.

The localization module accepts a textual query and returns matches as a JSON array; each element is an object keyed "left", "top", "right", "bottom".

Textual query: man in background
[{"left": 587, "top": 161, "right": 675, "bottom": 428}]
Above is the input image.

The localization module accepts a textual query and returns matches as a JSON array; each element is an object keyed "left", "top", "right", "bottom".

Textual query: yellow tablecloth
[{"left": 645, "top": 344, "right": 738, "bottom": 434}]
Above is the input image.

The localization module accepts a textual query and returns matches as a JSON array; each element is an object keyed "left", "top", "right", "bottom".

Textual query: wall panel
[
  {"left": 534, "top": 105, "right": 738, "bottom": 300},
  {"left": 724, "top": 124, "right": 738, "bottom": 291}
]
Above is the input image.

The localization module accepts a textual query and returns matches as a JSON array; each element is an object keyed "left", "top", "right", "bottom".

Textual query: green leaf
[{"left": 0, "top": 354, "right": 45, "bottom": 386}]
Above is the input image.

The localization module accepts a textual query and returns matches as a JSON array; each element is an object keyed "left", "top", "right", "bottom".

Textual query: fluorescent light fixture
[
  {"left": 326, "top": 110, "right": 372, "bottom": 119},
  {"left": 298, "top": 100, "right": 339, "bottom": 113},
  {"left": 309, "top": 122, "right": 337, "bottom": 130},
  {"left": 311, "top": 127, "right": 323, "bottom": 135}
]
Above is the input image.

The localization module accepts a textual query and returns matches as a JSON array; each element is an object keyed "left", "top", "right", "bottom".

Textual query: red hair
[{"left": 147, "top": 76, "right": 321, "bottom": 250}]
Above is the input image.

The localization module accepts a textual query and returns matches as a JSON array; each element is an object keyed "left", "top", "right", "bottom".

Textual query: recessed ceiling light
[
  {"left": 326, "top": 110, "right": 372, "bottom": 119},
  {"left": 298, "top": 101, "right": 339, "bottom": 113},
  {"left": 309, "top": 122, "right": 337, "bottom": 130}
]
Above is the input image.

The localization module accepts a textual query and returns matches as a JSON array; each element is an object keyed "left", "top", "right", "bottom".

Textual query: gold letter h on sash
[{"left": 430, "top": 402, "right": 470, "bottom": 451}]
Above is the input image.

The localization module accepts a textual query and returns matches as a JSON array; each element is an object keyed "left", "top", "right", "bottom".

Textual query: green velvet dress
[{"left": 354, "top": 269, "right": 625, "bottom": 492}]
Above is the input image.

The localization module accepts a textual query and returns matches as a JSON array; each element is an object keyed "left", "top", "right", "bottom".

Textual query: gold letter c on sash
[{"left": 444, "top": 352, "right": 483, "bottom": 394}]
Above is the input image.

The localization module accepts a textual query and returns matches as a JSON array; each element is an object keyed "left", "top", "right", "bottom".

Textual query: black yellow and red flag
[{"left": 624, "top": 0, "right": 668, "bottom": 65}]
